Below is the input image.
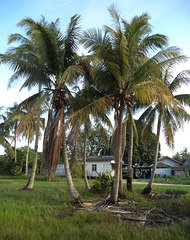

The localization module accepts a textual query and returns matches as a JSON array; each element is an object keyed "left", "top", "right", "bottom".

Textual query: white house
[
  {"left": 54, "top": 164, "right": 66, "bottom": 176},
  {"left": 151, "top": 156, "right": 183, "bottom": 177},
  {"left": 86, "top": 156, "right": 115, "bottom": 178},
  {"left": 54, "top": 155, "right": 115, "bottom": 177}
]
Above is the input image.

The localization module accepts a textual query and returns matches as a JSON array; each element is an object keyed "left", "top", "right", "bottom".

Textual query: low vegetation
[{"left": 0, "top": 175, "right": 190, "bottom": 240}]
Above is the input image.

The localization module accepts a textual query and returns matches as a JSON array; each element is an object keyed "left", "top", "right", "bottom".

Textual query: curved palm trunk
[
  {"left": 84, "top": 129, "right": 90, "bottom": 189},
  {"left": 23, "top": 84, "right": 41, "bottom": 190},
  {"left": 119, "top": 120, "right": 127, "bottom": 198},
  {"left": 142, "top": 113, "right": 162, "bottom": 194},
  {"left": 107, "top": 103, "right": 124, "bottom": 204},
  {"left": 25, "top": 137, "right": 30, "bottom": 176},
  {"left": 62, "top": 123, "right": 83, "bottom": 204},
  {"left": 127, "top": 117, "right": 133, "bottom": 192}
]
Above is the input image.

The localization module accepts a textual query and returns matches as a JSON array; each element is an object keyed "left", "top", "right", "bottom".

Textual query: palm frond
[
  {"left": 175, "top": 94, "right": 190, "bottom": 106},
  {"left": 59, "top": 65, "right": 84, "bottom": 86},
  {"left": 81, "top": 28, "right": 110, "bottom": 53},
  {"left": 141, "top": 106, "right": 157, "bottom": 143},
  {"left": 8, "top": 33, "right": 31, "bottom": 45},
  {"left": 134, "top": 47, "right": 187, "bottom": 84},
  {"left": 0, "top": 137, "right": 14, "bottom": 158},
  {"left": 67, "top": 95, "right": 112, "bottom": 125},
  {"left": 107, "top": 4, "right": 121, "bottom": 30},
  {"left": 63, "top": 14, "right": 81, "bottom": 66},
  {"left": 169, "top": 70, "right": 190, "bottom": 92}
]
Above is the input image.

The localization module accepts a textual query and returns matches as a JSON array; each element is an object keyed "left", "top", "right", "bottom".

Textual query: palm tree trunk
[
  {"left": 119, "top": 119, "right": 127, "bottom": 198},
  {"left": 40, "top": 109, "right": 53, "bottom": 176},
  {"left": 23, "top": 84, "right": 41, "bottom": 190},
  {"left": 14, "top": 141, "right": 17, "bottom": 163},
  {"left": 14, "top": 124, "right": 17, "bottom": 163},
  {"left": 25, "top": 137, "right": 30, "bottom": 176},
  {"left": 118, "top": 162, "right": 125, "bottom": 197},
  {"left": 142, "top": 113, "right": 162, "bottom": 194},
  {"left": 127, "top": 114, "right": 134, "bottom": 192},
  {"left": 107, "top": 103, "right": 124, "bottom": 204},
  {"left": 62, "top": 122, "right": 83, "bottom": 204},
  {"left": 84, "top": 128, "right": 90, "bottom": 189}
]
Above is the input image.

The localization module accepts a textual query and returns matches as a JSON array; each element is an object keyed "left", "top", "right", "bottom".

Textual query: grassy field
[{"left": 0, "top": 175, "right": 190, "bottom": 240}]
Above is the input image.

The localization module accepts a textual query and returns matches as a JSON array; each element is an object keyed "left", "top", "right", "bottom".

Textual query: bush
[
  {"left": 0, "top": 157, "right": 20, "bottom": 175},
  {"left": 72, "top": 162, "right": 83, "bottom": 178},
  {"left": 10, "top": 164, "right": 21, "bottom": 176},
  {"left": 92, "top": 171, "right": 114, "bottom": 193}
]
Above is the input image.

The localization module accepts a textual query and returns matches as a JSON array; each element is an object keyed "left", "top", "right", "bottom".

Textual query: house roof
[
  {"left": 86, "top": 156, "right": 115, "bottom": 162},
  {"left": 149, "top": 156, "right": 183, "bottom": 168},
  {"left": 156, "top": 162, "right": 173, "bottom": 168},
  {"left": 158, "top": 156, "right": 183, "bottom": 165}
]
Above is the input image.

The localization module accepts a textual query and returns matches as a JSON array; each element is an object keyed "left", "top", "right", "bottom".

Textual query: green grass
[{"left": 0, "top": 175, "right": 190, "bottom": 240}]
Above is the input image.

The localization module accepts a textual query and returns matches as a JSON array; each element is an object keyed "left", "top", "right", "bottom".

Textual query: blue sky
[{"left": 0, "top": 0, "right": 190, "bottom": 156}]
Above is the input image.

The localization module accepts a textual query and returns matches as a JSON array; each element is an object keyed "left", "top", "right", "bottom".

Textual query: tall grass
[{"left": 0, "top": 176, "right": 190, "bottom": 240}]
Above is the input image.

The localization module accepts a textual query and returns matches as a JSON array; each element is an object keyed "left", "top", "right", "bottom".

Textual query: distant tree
[
  {"left": 172, "top": 152, "right": 183, "bottom": 162},
  {"left": 5, "top": 103, "right": 20, "bottom": 163},
  {"left": 82, "top": 127, "right": 112, "bottom": 157},
  {"left": 0, "top": 107, "right": 14, "bottom": 158},
  {"left": 16, "top": 146, "right": 42, "bottom": 173},
  {"left": 123, "top": 120, "right": 161, "bottom": 166},
  {"left": 5, "top": 99, "right": 45, "bottom": 175},
  {"left": 173, "top": 148, "right": 190, "bottom": 161},
  {"left": 180, "top": 148, "right": 190, "bottom": 159}
]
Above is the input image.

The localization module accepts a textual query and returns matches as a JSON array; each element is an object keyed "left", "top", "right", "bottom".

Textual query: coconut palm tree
[
  {"left": 141, "top": 69, "right": 190, "bottom": 194},
  {"left": 0, "top": 16, "right": 84, "bottom": 203},
  {"left": 81, "top": 5, "right": 186, "bottom": 203},
  {"left": 5, "top": 103, "right": 20, "bottom": 162},
  {"left": 0, "top": 107, "right": 14, "bottom": 158},
  {"left": 0, "top": 19, "right": 51, "bottom": 189},
  {"left": 9, "top": 99, "right": 46, "bottom": 175}
]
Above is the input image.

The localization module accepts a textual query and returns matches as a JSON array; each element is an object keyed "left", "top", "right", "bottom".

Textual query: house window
[{"left": 92, "top": 164, "right": 97, "bottom": 172}]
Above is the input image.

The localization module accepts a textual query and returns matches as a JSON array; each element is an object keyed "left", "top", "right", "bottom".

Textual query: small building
[
  {"left": 183, "top": 158, "right": 190, "bottom": 168},
  {"left": 54, "top": 164, "right": 66, "bottom": 176},
  {"left": 151, "top": 156, "right": 183, "bottom": 177},
  {"left": 86, "top": 156, "right": 115, "bottom": 178},
  {"left": 54, "top": 156, "right": 115, "bottom": 177}
]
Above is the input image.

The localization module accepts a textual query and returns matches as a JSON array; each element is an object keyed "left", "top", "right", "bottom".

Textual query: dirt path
[{"left": 132, "top": 180, "right": 190, "bottom": 187}]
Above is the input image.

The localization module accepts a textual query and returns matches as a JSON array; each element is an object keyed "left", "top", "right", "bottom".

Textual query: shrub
[
  {"left": 92, "top": 171, "right": 114, "bottom": 193},
  {"left": 10, "top": 164, "right": 21, "bottom": 176},
  {"left": 0, "top": 157, "right": 20, "bottom": 175},
  {"left": 72, "top": 162, "right": 83, "bottom": 178}
]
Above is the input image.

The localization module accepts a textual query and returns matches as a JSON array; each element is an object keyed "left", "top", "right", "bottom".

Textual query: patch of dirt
[
  {"left": 143, "top": 191, "right": 187, "bottom": 200},
  {"left": 75, "top": 195, "right": 190, "bottom": 227}
]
